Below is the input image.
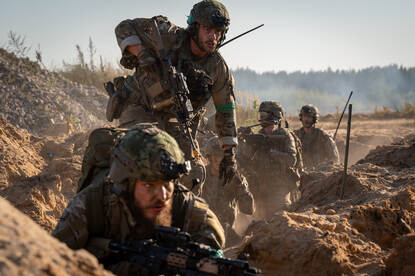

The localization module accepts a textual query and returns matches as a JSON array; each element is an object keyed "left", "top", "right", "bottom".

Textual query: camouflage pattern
[
  {"left": 299, "top": 104, "right": 319, "bottom": 123},
  {"left": 295, "top": 127, "right": 340, "bottom": 169},
  {"left": 238, "top": 104, "right": 299, "bottom": 218},
  {"left": 258, "top": 101, "right": 284, "bottom": 122},
  {"left": 109, "top": 124, "right": 188, "bottom": 184},
  {"left": 114, "top": 12, "right": 237, "bottom": 149},
  {"left": 202, "top": 136, "right": 254, "bottom": 246},
  {"left": 187, "top": 0, "right": 230, "bottom": 33},
  {"left": 52, "top": 174, "right": 225, "bottom": 259},
  {"left": 53, "top": 126, "right": 225, "bottom": 273}
]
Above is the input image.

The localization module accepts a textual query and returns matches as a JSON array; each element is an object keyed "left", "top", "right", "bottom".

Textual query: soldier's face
[
  {"left": 259, "top": 112, "right": 272, "bottom": 128},
  {"left": 302, "top": 114, "right": 315, "bottom": 128},
  {"left": 133, "top": 180, "right": 174, "bottom": 222},
  {"left": 197, "top": 25, "right": 222, "bottom": 53}
]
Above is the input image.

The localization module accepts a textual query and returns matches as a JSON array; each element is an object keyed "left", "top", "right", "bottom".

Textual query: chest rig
[{"left": 148, "top": 49, "right": 213, "bottom": 115}]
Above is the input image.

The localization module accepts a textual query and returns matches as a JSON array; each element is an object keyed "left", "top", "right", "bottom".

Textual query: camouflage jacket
[
  {"left": 238, "top": 127, "right": 297, "bottom": 181},
  {"left": 294, "top": 127, "right": 339, "bottom": 169},
  {"left": 52, "top": 170, "right": 225, "bottom": 259},
  {"left": 202, "top": 168, "right": 254, "bottom": 226},
  {"left": 114, "top": 16, "right": 237, "bottom": 146}
]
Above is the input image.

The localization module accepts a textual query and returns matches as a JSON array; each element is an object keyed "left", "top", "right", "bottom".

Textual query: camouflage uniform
[
  {"left": 53, "top": 125, "right": 224, "bottom": 275},
  {"left": 238, "top": 101, "right": 300, "bottom": 219},
  {"left": 295, "top": 104, "right": 340, "bottom": 170},
  {"left": 202, "top": 136, "right": 254, "bottom": 246},
  {"left": 111, "top": 1, "right": 237, "bottom": 161}
]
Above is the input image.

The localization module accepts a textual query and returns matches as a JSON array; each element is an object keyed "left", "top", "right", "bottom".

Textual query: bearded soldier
[
  {"left": 202, "top": 136, "right": 255, "bottom": 247},
  {"left": 238, "top": 101, "right": 302, "bottom": 219},
  {"left": 295, "top": 104, "right": 340, "bottom": 170},
  {"left": 108, "top": 0, "right": 237, "bottom": 188},
  {"left": 53, "top": 124, "right": 224, "bottom": 275}
]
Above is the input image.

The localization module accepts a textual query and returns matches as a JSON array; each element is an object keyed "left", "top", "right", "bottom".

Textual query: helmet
[
  {"left": 108, "top": 124, "right": 190, "bottom": 185},
  {"left": 299, "top": 104, "right": 319, "bottom": 123},
  {"left": 202, "top": 135, "right": 222, "bottom": 157},
  {"left": 258, "top": 101, "right": 284, "bottom": 124},
  {"left": 187, "top": 0, "right": 230, "bottom": 44}
]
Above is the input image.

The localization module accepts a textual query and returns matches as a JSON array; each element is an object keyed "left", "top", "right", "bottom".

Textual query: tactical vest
[{"left": 109, "top": 16, "right": 214, "bottom": 121}]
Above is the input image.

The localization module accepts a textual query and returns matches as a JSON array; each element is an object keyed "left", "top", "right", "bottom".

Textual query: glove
[
  {"left": 219, "top": 154, "right": 237, "bottom": 186},
  {"left": 137, "top": 48, "right": 160, "bottom": 74}
]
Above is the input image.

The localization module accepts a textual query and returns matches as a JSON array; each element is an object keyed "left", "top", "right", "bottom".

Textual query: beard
[
  {"left": 132, "top": 199, "right": 173, "bottom": 240},
  {"left": 196, "top": 35, "right": 217, "bottom": 53},
  {"left": 303, "top": 121, "right": 314, "bottom": 128}
]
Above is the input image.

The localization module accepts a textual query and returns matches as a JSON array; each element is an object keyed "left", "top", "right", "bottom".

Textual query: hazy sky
[{"left": 1, "top": 0, "right": 414, "bottom": 72}]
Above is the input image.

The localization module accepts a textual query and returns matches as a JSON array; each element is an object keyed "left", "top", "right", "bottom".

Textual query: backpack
[{"left": 77, "top": 127, "right": 129, "bottom": 192}]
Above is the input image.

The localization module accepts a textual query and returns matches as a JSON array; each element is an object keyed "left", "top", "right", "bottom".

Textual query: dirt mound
[
  {"left": 294, "top": 163, "right": 393, "bottom": 213},
  {"left": 0, "top": 117, "right": 45, "bottom": 189},
  {"left": 0, "top": 196, "right": 112, "bottom": 276},
  {"left": 239, "top": 133, "right": 415, "bottom": 275},
  {"left": 0, "top": 117, "right": 89, "bottom": 231},
  {"left": 243, "top": 211, "right": 385, "bottom": 275},
  {"left": 385, "top": 233, "right": 415, "bottom": 276},
  {"left": 357, "top": 136, "right": 415, "bottom": 168},
  {"left": 336, "top": 134, "right": 394, "bottom": 165},
  {"left": 0, "top": 48, "right": 107, "bottom": 136}
]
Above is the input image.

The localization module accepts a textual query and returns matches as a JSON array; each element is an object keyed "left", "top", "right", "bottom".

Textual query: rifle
[
  {"left": 237, "top": 123, "right": 261, "bottom": 136},
  {"left": 137, "top": 20, "right": 203, "bottom": 162},
  {"left": 108, "top": 226, "right": 261, "bottom": 276}
]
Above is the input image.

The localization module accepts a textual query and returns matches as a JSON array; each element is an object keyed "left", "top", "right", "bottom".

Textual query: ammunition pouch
[{"left": 133, "top": 53, "right": 174, "bottom": 112}]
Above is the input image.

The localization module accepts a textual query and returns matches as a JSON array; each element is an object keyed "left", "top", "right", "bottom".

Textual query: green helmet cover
[
  {"left": 300, "top": 104, "right": 319, "bottom": 123},
  {"left": 187, "top": 0, "right": 230, "bottom": 32},
  {"left": 109, "top": 124, "right": 190, "bottom": 184},
  {"left": 259, "top": 101, "right": 284, "bottom": 123}
]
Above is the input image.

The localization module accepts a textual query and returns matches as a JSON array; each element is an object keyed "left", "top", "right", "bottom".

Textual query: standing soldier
[
  {"left": 108, "top": 0, "right": 238, "bottom": 189},
  {"left": 238, "top": 101, "right": 302, "bottom": 219},
  {"left": 295, "top": 104, "right": 340, "bottom": 170},
  {"left": 53, "top": 124, "right": 225, "bottom": 275},
  {"left": 202, "top": 136, "right": 255, "bottom": 247}
]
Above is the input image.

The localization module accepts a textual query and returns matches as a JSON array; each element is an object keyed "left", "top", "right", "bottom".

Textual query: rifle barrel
[{"left": 218, "top": 24, "right": 264, "bottom": 49}]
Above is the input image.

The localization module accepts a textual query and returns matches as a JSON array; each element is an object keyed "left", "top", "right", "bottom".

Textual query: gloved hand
[
  {"left": 219, "top": 154, "right": 237, "bottom": 186},
  {"left": 137, "top": 49, "right": 160, "bottom": 74}
]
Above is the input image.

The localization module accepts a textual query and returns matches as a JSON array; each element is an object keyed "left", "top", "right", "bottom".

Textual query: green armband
[
  {"left": 210, "top": 248, "right": 225, "bottom": 258},
  {"left": 215, "top": 103, "right": 235, "bottom": 111}
]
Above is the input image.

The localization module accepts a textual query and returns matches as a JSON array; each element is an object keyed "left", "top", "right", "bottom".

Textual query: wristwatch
[{"left": 224, "top": 147, "right": 236, "bottom": 156}]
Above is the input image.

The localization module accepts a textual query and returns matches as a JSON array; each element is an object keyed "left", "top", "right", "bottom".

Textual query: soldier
[
  {"left": 238, "top": 101, "right": 302, "bottom": 219},
  {"left": 295, "top": 104, "right": 340, "bottom": 170},
  {"left": 202, "top": 136, "right": 255, "bottom": 247},
  {"left": 53, "top": 124, "right": 225, "bottom": 275},
  {"left": 108, "top": 0, "right": 237, "bottom": 188}
]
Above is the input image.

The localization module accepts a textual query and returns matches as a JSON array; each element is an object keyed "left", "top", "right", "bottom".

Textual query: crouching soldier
[
  {"left": 295, "top": 104, "right": 340, "bottom": 170},
  {"left": 53, "top": 124, "right": 224, "bottom": 275}
]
